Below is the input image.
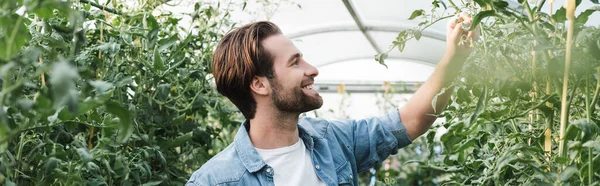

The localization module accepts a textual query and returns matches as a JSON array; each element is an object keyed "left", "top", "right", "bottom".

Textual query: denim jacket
[{"left": 186, "top": 109, "right": 413, "bottom": 186}]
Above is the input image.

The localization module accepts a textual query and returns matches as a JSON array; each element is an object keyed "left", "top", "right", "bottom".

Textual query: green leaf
[
  {"left": 455, "top": 138, "right": 476, "bottom": 152},
  {"left": 158, "top": 34, "right": 179, "bottom": 52},
  {"left": 26, "top": 1, "right": 70, "bottom": 18},
  {"left": 374, "top": 53, "right": 388, "bottom": 68},
  {"left": 432, "top": 87, "right": 447, "bottom": 114},
  {"left": 105, "top": 101, "right": 133, "bottom": 143},
  {"left": 97, "top": 42, "right": 120, "bottom": 56},
  {"left": 50, "top": 60, "right": 80, "bottom": 114},
  {"left": 474, "top": 0, "right": 494, "bottom": 9},
  {"left": 5, "top": 179, "right": 15, "bottom": 186},
  {"left": 153, "top": 49, "right": 165, "bottom": 71},
  {"left": 166, "top": 132, "right": 193, "bottom": 149},
  {"left": 0, "top": 15, "right": 32, "bottom": 61},
  {"left": 575, "top": 6, "right": 600, "bottom": 24},
  {"left": 115, "top": 76, "right": 133, "bottom": 87},
  {"left": 409, "top": 9, "right": 425, "bottom": 20},
  {"left": 44, "top": 157, "right": 61, "bottom": 174},
  {"left": 592, "top": 0, "right": 599, "bottom": 4},
  {"left": 468, "top": 10, "right": 496, "bottom": 31},
  {"left": 76, "top": 148, "right": 93, "bottom": 162},
  {"left": 89, "top": 80, "right": 114, "bottom": 94},
  {"left": 467, "top": 86, "right": 487, "bottom": 126},
  {"left": 553, "top": 7, "right": 567, "bottom": 23},
  {"left": 582, "top": 138, "right": 600, "bottom": 151},
  {"left": 156, "top": 84, "right": 171, "bottom": 101},
  {"left": 559, "top": 165, "right": 578, "bottom": 181},
  {"left": 571, "top": 119, "right": 599, "bottom": 141},
  {"left": 141, "top": 181, "right": 162, "bottom": 186},
  {"left": 411, "top": 29, "right": 422, "bottom": 40},
  {"left": 493, "top": 1, "right": 509, "bottom": 9}
]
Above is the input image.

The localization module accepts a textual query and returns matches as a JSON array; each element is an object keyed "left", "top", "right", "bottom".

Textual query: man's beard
[{"left": 269, "top": 78, "right": 323, "bottom": 114}]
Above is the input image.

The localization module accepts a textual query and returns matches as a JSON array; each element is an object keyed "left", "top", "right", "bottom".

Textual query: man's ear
[{"left": 250, "top": 76, "right": 269, "bottom": 96}]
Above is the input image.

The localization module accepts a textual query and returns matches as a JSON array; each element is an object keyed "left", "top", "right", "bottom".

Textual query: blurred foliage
[
  {"left": 0, "top": 0, "right": 249, "bottom": 185},
  {"left": 378, "top": 0, "right": 600, "bottom": 185}
]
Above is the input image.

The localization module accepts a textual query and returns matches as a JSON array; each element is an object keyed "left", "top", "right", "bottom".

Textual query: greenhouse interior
[{"left": 1, "top": 0, "right": 600, "bottom": 185}]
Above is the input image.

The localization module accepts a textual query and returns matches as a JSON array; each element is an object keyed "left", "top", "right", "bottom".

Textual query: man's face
[{"left": 262, "top": 34, "right": 323, "bottom": 113}]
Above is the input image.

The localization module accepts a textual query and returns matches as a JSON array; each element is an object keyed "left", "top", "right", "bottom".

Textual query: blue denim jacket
[{"left": 186, "top": 110, "right": 412, "bottom": 186}]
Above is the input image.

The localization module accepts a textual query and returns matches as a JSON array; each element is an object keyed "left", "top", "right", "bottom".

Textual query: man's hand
[
  {"left": 399, "top": 12, "right": 480, "bottom": 140},
  {"left": 445, "top": 12, "right": 480, "bottom": 60}
]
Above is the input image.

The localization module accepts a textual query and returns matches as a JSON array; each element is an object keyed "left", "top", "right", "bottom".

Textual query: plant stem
[
  {"left": 536, "top": 0, "right": 547, "bottom": 12},
  {"left": 585, "top": 77, "right": 593, "bottom": 185},
  {"left": 523, "top": 1, "right": 535, "bottom": 21},
  {"left": 79, "top": 0, "right": 122, "bottom": 15},
  {"left": 544, "top": 78, "right": 553, "bottom": 159},
  {"left": 446, "top": 0, "right": 461, "bottom": 12},
  {"left": 6, "top": 16, "right": 24, "bottom": 58},
  {"left": 35, "top": 15, "right": 46, "bottom": 87},
  {"left": 558, "top": 0, "right": 575, "bottom": 158},
  {"left": 13, "top": 132, "right": 26, "bottom": 178},
  {"left": 590, "top": 67, "right": 600, "bottom": 114},
  {"left": 529, "top": 40, "right": 538, "bottom": 145}
]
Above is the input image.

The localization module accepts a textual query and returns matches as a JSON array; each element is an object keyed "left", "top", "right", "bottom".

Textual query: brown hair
[{"left": 211, "top": 21, "right": 282, "bottom": 119}]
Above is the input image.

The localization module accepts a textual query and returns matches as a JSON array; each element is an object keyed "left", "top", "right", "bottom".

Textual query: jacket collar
[{"left": 233, "top": 120, "right": 314, "bottom": 173}]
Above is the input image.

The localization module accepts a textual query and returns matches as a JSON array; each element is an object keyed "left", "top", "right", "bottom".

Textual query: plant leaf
[
  {"left": 105, "top": 101, "right": 133, "bottom": 143},
  {"left": 582, "top": 138, "right": 600, "bottom": 151},
  {"left": 432, "top": 88, "right": 446, "bottom": 114},
  {"left": 374, "top": 53, "right": 388, "bottom": 68},
  {"left": 575, "top": 6, "right": 600, "bottom": 24},
  {"left": 154, "top": 48, "right": 165, "bottom": 71},
  {"left": 409, "top": 9, "right": 425, "bottom": 20},
  {"left": 553, "top": 7, "right": 567, "bottom": 23},
  {"left": 76, "top": 148, "right": 93, "bottom": 162},
  {"left": 559, "top": 165, "right": 578, "bottom": 181},
  {"left": 467, "top": 86, "right": 487, "bottom": 126},
  {"left": 89, "top": 80, "right": 114, "bottom": 94},
  {"left": 468, "top": 10, "right": 496, "bottom": 31},
  {"left": 141, "top": 181, "right": 162, "bottom": 186},
  {"left": 158, "top": 34, "right": 179, "bottom": 52}
]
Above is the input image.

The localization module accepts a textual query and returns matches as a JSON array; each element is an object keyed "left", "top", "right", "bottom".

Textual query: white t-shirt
[{"left": 255, "top": 138, "right": 327, "bottom": 186}]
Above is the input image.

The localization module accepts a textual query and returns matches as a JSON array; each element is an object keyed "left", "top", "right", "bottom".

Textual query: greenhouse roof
[
  {"left": 155, "top": 0, "right": 600, "bottom": 92},
  {"left": 229, "top": 0, "right": 600, "bottom": 84}
]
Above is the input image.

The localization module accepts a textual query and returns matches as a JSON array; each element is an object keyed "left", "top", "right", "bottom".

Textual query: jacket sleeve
[{"left": 328, "top": 109, "right": 412, "bottom": 172}]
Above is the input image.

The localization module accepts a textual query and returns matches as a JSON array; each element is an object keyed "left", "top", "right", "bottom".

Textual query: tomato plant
[
  {"left": 0, "top": 0, "right": 246, "bottom": 185},
  {"left": 378, "top": 0, "right": 600, "bottom": 185}
]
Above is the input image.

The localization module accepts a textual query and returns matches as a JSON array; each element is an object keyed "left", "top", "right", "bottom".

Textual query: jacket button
[
  {"left": 266, "top": 168, "right": 272, "bottom": 173},
  {"left": 315, "top": 165, "right": 320, "bottom": 169}
]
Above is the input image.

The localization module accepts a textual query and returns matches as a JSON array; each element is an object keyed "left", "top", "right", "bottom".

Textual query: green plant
[
  {"left": 0, "top": 0, "right": 247, "bottom": 185},
  {"left": 379, "top": 0, "right": 600, "bottom": 185}
]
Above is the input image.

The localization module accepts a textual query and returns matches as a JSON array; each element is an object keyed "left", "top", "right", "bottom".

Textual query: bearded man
[{"left": 186, "top": 12, "right": 478, "bottom": 186}]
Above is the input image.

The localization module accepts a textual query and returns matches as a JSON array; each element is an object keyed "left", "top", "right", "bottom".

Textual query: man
[{"left": 186, "top": 12, "right": 478, "bottom": 186}]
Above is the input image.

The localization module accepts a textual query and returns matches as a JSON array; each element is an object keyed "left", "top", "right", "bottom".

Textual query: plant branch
[
  {"left": 496, "top": 94, "right": 557, "bottom": 123},
  {"left": 446, "top": 0, "right": 461, "bottom": 12},
  {"left": 79, "top": 0, "right": 122, "bottom": 15},
  {"left": 523, "top": 0, "right": 535, "bottom": 21},
  {"left": 590, "top": 67, "right": 600, "bottom": 114},
  {"left": 535, "top": 0, "right": 547, "bottom": 13},
  {"left": 6, "top": 16, "right": 24, "bottom": 59},
  {"left": 558, "top": 1, "right": 575, "bottom": 157}
]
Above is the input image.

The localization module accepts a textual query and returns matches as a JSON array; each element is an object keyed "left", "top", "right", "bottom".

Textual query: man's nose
[{"left": 305, "top": 61, "right": 319, "bottom": 78}]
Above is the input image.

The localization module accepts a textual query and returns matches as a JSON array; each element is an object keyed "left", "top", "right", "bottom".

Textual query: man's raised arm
[{"left": 399, "top": 12, "right": 479, "bottom": 140}]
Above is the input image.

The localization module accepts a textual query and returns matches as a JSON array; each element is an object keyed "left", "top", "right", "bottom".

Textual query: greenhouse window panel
[
  {"left": 313, "top": 80, "right": 423, "bottom": 94},
  {"left": 285, "top": 22, "right": 445, "bottom": 41}
]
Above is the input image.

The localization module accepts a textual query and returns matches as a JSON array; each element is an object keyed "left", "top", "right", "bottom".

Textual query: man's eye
[{"left": 292, "top": 60, "right": 299, "bottom": 65}]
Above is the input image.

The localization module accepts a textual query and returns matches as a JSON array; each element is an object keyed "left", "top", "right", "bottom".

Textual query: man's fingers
[
  {"left": 452, "top": 21, "right": 465, "bottom": 37},
  {"left": 467, "top": 28, "right": 480, "bottom": 41},
  {"left": 447, "top": 14, "right": 460, "bottom": 34}
]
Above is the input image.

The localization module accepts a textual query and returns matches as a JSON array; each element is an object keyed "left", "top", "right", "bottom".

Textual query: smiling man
[{"left": 186, "top": 12, "right": 478, "bottom": 186}]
